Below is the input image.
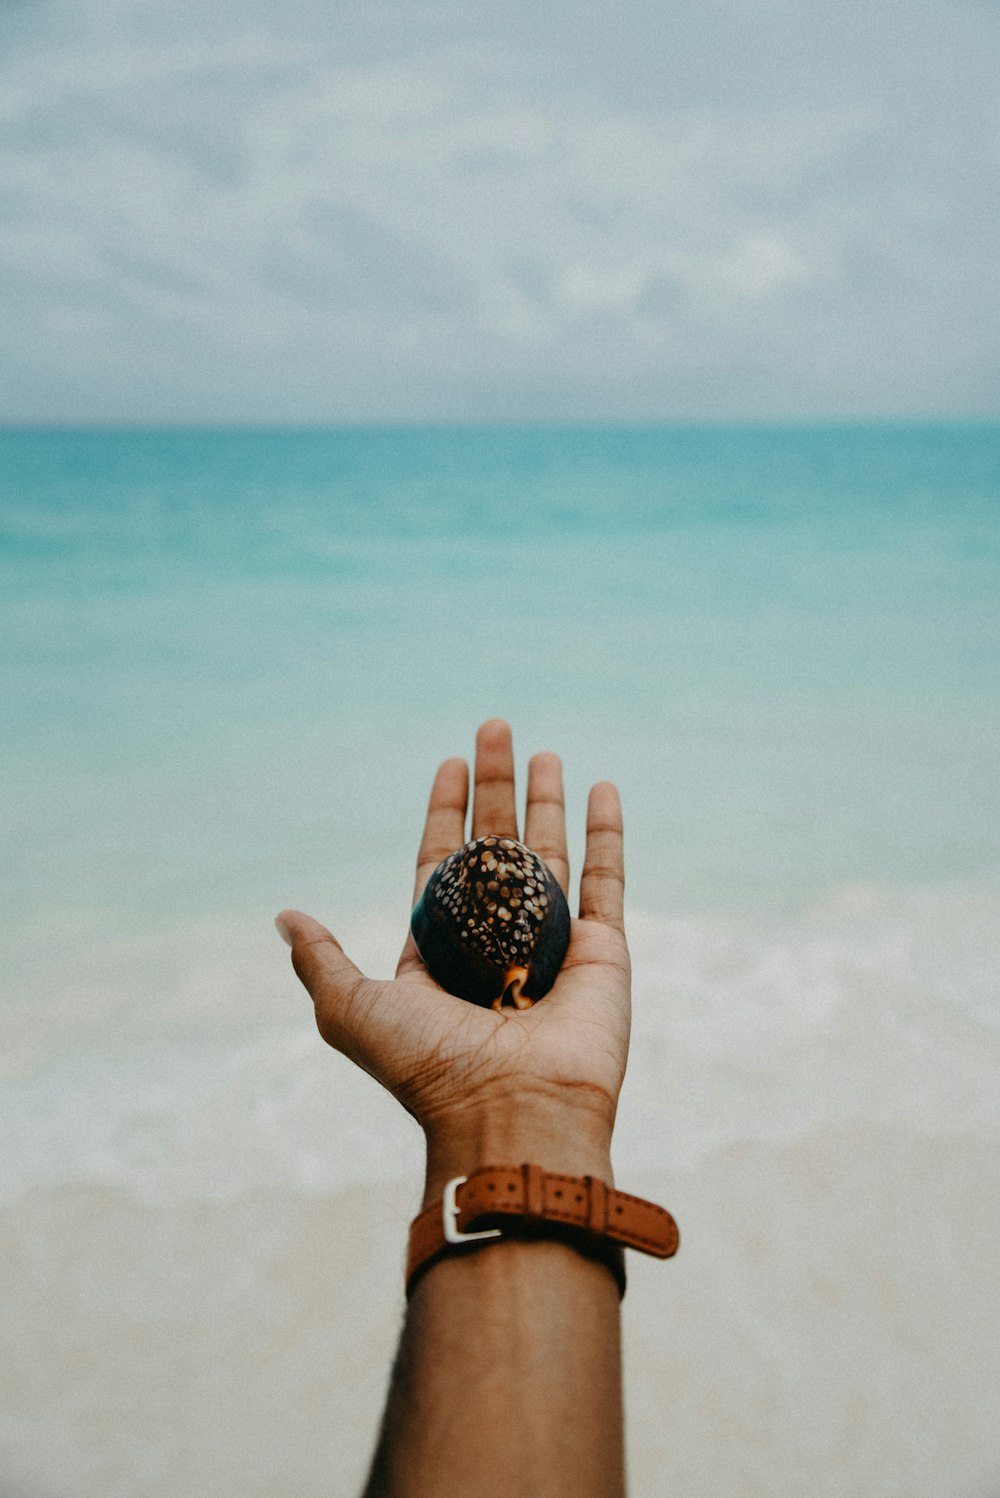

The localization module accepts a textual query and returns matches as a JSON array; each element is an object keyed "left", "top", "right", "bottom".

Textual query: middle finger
[{"left": 471, "top": 718, "right": 519, "bottom": 840}]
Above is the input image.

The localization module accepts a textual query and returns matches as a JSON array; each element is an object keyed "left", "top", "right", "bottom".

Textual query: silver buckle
[{"left": 442, "top": 1176, "right": 503, "bottom": 1245}]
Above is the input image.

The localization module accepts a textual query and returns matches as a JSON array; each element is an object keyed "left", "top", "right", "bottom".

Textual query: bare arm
[{"left": 278, "top": 720, "right": 633, "bottom": 1498}]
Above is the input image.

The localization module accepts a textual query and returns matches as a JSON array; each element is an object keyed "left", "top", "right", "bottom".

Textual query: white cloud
[
  {"left": 688, "top": 231, "right": 812, "bottom": 301},
  {"left": 558, "top": 262, "right": 654, "bottom": 312},
  {"left": 0, "top": 35, "right": 311, "bottom": 122},
  {"left": 556, "top": 232, "right": 812, "bottom": 318}
]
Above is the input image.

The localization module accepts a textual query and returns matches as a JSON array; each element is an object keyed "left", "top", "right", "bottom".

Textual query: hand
[{"left": 277, "top": 720, "right": 631, "bottom": 1199}]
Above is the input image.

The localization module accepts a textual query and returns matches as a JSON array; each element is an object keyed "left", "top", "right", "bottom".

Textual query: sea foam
[{"left": 4, "top": 882, "right": 997, "bottom": 1202}]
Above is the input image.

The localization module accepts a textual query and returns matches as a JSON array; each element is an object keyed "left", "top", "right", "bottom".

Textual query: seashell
[{"left": 410, "top": 836, "right": 570, "bottom": 1009}]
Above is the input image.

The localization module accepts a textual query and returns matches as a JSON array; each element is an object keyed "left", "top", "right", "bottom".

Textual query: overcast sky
[{"left": 2, "top": 0, "right": 998, "bottom": 422}]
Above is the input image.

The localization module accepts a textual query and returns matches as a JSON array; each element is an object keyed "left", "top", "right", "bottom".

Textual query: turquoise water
[{"left": 2, "top": 423, "right": 998, "bottom": 922}]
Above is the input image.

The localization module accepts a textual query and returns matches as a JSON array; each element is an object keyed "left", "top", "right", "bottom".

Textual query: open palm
[{"left": 278, "top": 720, "right": 632, "bottom": 1141}]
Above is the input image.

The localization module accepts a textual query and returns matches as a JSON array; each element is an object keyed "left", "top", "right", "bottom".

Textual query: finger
[
  {"left": 471, "top": 718, "right": 519, "bottom": 840},
  {"left": 412, "top": 756, "right": 469, "bottom": 905},
  {"left": 277, "top": 909, "right": 437, "bottom": 1096},
  {"left": 277, "top": 907, "right": 396, "bottom": 1076},
  {"left": 276, "top": 909, "right": 367, "bottom": 1004},
  {"left": 578, "top": 782, "right": 625, "bottom": 932},
  {"left": 523, "top": 751, "right": 570, "bottom": 894}
]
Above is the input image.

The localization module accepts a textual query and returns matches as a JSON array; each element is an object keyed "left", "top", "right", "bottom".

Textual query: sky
[{"left": 1, "top": 0, "right": 998, "bottom": 423}]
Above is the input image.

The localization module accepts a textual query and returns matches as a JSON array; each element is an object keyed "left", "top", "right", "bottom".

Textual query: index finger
[{"left": 411, "top": 756, "right": 469, "bottom": 905}]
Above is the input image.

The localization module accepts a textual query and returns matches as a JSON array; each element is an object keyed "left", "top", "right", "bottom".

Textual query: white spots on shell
[{"left": 425, "top": 835, "right": 560, "bottom": 972}]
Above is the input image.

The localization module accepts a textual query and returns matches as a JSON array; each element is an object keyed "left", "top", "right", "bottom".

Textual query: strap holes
[
  {"left": 507, "top": 1183, "right": 515, "bottom": 1191},
  {"left": 554, "top": 1189, "right": 562, "bottom": 1198},
  {"left": 575, "top": 1194, "right": 583, "bottom": 1202},
  {"left": 615, "top": 1206, "right": 623, "bottom": 1214},
  {"left": 487, "top": 1183, "right": 495, "bottom": 1191}
]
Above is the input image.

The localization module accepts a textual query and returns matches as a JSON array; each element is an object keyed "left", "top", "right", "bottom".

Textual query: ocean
[{"left": 2, "top": 424, "right": 999, "bottom": 1496}]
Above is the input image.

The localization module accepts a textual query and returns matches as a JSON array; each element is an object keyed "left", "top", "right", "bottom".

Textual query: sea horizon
[{"left": 3, "top": 414, "right": 999, "bottom": 430}]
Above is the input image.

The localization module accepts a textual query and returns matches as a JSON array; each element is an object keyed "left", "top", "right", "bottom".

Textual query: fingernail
[{"left": 274, "top": 915, "right": 293, "bottom": 947}]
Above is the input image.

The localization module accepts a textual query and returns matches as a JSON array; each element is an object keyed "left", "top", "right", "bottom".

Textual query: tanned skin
[{"left": 278, "top": 718, "right": 632, "bottom": 1498}]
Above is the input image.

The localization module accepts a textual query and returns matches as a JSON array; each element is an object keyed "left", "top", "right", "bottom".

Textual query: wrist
[{"left": 421, "top": 1086, "right": 615, "bottom": 1210}]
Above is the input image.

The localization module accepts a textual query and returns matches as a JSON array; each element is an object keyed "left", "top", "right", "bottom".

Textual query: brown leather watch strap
[{"left": 406, "top": 1163, "right": 679, "bottom": 1299}]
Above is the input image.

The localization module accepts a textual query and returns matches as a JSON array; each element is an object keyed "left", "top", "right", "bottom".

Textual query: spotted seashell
[{"left": 410, "top": 836, "right": 570, "bottom": 1009}]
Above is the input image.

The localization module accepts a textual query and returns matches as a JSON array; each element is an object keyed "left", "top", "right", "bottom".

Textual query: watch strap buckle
[{"left": 442, "top": 1175, "right": 504, "bottom": 1245}]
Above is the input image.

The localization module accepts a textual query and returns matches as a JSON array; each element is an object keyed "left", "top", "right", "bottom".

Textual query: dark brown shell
[{"left": 410, "top": 836, "right": 570, "bottom": 1007}]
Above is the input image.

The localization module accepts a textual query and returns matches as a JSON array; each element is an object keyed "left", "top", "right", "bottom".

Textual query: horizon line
[{"left": 2, "top": 415, "right": 999, "bottom": 435}]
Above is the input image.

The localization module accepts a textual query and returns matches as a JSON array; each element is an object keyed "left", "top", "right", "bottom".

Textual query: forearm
[{"left": 362, "top": 1101, "right": 625, "bottom": 1498}]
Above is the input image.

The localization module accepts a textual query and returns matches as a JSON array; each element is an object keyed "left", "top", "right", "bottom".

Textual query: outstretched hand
[{"left": 277, "top": 720, "right": 631, "bottom": 1193}]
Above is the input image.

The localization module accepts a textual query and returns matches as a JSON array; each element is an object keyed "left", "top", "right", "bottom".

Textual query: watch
[{"left": 406, "top": 1162, "right": 679, "bottom": 1299}]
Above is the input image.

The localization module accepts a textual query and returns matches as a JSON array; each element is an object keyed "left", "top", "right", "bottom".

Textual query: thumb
[
  {"left": 275, "top": 909, "right": 452, "bottom": 1113},
  {"left": 275, "top": 908, "right": 371, "bottom": 1051}
]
